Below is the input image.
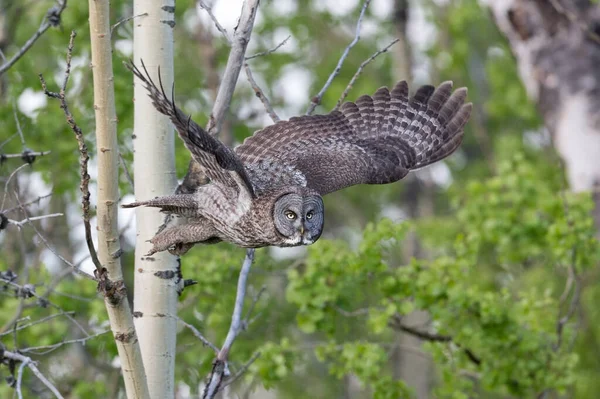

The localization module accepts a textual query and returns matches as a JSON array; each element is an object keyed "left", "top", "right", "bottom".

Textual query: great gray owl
[{"left": 123, "top": 61, "right": 471, "bottom": 256}]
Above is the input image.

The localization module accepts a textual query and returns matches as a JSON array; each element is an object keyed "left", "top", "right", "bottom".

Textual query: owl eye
[
  {"left": 285, "top": 211, "right": 297, "bottom": 220},
  {"left": 306, "top": 211, "right": 313, "bottom": 220}
]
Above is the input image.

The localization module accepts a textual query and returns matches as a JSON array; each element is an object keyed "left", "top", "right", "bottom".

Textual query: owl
[{"left": 123, "top": 61, "right": 471, "bottom": 256}]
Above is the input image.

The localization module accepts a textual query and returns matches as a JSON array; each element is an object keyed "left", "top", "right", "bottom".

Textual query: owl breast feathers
[{"left": 122, "top": 61, "right": 472, "bottom": 256}]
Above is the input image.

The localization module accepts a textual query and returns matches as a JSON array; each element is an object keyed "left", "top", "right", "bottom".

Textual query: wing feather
[
  {"left": 126, "top": 60, "right": 255, "bottom": 198},
  {"left": 236, "top": 81, "right": 471, "bottom": 196}
]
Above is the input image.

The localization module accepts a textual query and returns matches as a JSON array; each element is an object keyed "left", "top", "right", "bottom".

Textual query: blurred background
[{"left": 1, "top": 0, "right": 599, "bottom": 397}]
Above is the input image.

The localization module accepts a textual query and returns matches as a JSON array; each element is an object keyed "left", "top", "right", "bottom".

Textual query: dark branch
[
  {"left": 39, "top": 31, "right": 103, "bottom": 274},
  {"left": 0, "top": 1, "right": 68, "bottom": 76}
]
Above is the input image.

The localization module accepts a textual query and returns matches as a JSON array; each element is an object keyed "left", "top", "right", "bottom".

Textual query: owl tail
[{"left": 122, "top": 194, "right": 197, "bottom": 217}]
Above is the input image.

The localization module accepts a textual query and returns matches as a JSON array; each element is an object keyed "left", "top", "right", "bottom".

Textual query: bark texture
[
  {"left": 88, "top": 0, "right": 149, "bottom": 397},
  {"left": 490, "top": 0, "right": 600, "bottom": 199},
  {"left": 132, "top": 1, "right": 179, "bottom": 398}
]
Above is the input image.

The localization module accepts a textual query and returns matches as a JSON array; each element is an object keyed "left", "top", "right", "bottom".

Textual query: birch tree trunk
[
  {"left": 88, "top": 1, "right": 149, "bottom": 398},
  {"left": 132, "top": 1, "right": 179, "bottom": 398},
  {"left": 489, "top": 0, "right": 600, "bottom": 227}
]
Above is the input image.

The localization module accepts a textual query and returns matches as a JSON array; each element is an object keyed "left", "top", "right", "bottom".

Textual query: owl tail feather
[{"left": 121, "top": 194, "right": 197, "bottom": 216}]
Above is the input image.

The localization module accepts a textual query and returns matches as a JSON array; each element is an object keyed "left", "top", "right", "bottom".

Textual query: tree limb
[
  {"left": 2, "top": 350, "right": 65, "bottom": 399},
  {"left": 0, "top": 1, "right": 67, "bottom": 76},
  {"left": 306, "top": 0, "right": 371, "bottom": 115},
  {"left": 203, "top": 248, "right": 255, "bottom": 399}
]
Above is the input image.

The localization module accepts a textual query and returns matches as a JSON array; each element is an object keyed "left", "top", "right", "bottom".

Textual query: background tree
[{"left": 0, "top": 0, "right": 599, "bottom": 398}]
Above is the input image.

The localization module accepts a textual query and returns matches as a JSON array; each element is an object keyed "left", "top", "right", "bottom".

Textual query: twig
[
  {"left": 197, "top": 0, "right": 232, "bottom": 44},
  {"left": 175, "top": 317, "right": 219, "bottom": 354},
  {"left": 39, "top": 31, "right": 103, "bottom": 274},
  {"left": 111, "top": 13, "right": 148, "bottom": 35},
  {"left": 3, "top": 350, "right": 65, "bottom": 399},
  {"left": 548, "top": 0, "right": 600, "bottom": 45},
  {"left": 334, "top": 38, "right": 400, "bottom": 110},
  {"left": 2, "top": 193, "right": 52, "bottom": 214},
  {"left": 7, "top": 213, "right": 63, "bottom": 228},
  {"left": 118, "top": 152, "right": 134, "bottom": 189},
  {"left": 1, "top": 164, "right": 29, "bottom": 210},
  {"left": 203, "top": 248, "right": 255, "bottom": 399},
  {"left": 1, "top": 151, "right": 51, "bottom": 160},
  {"left": 0, "top": 1, "right": 67, "bottom": 76},
  {"left": 0, "top": 312, "right": 75, "bottom": 337},
  {"left": 11, "top": 189, "right": 94, "bottom": 281},
  {"left": 20, "top": 330, "right": 110, "bottom": 355},
  {"left": 13, "top": 100, "right": 27, "bottom": 148},
  {"left": 205, "top": 0, "right": 260, "bottom": 136},
  {"left": 389, "top": 315, "right": 481, "bottom": 366},
  {"left": 245, "top": 35, "right": 291, "bottom": 60},
  {"left": 306, "top": 0, "right": 371, "bottom": 115},
  {"left": 244, "top": 63, "right": 280, "bottom": 122},
  {"left": 221, "top": 351, "right": 261, "bottom": 388}
]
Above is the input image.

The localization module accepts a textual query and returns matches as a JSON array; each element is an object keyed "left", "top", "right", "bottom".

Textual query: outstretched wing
[
  {"left": 126, "top": 60, "right": 255, "bottom": 198},
  {"left": 235, "top": 81, "right": 471, "bottom": 196}
]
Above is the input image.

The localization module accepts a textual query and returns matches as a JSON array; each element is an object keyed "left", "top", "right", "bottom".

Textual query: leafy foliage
[{"left": 1, "top": 0, "right": 599, "bottom": 398}]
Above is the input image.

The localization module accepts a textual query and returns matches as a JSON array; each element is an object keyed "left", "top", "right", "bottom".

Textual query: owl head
[{"left": 273, "top": 188, "right": 324, "bottom": 246}]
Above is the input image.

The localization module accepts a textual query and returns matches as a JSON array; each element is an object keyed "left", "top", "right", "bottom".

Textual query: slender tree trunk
[
  {"left": 489, "top": 0, "right": 600, "bottom": 228},
  {"left": 88, "top": 1, "right": 149, "bottom": 397},
  {"left": 132, "top": 1, "right": 179, "bottom": 398}
]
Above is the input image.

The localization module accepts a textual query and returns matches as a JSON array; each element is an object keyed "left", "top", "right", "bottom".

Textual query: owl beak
[{"left": 299, "top": 225, "right": 304, "bottom": 235}]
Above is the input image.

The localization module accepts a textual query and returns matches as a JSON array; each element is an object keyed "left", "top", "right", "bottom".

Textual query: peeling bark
[{"left": 490, "top": 0, "right": 600, "bottom": 198}]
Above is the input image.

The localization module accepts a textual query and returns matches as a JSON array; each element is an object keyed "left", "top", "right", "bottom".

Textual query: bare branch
[
  {"left": 1, "top": 151, "right": 51, "bottom": 160},
  {"left": 334, "top": 38, "right": 399, "bottom": 110},
  {"left": 222, "top": 351, "right": 261, "bottom": 388},
  {"left": 0, "top": 312, "right": 75, "bottom": 337},
  {"left": 2, "top": 193, "right": 52, "bottom": 215},
  {"left": 306, "top": 0, "right": 371, "bottom": 115},
  {"left": 175, "top": 317, "right": 219, "bottom": 354},
  {"left": 206, "top": 0, "right": 260, "bottom": 135},
  {"left": 245, "top": 35, "right": 291, "bottom": 60},
  {"left": 39, "top": 31, "right": 103, "bottom": 274},
  {"left": 118, "top": 152, "right": 134, "bottom": 190},
  {"left": 203, "top": 248, "right": 255, "bottom": 399},
  {"left": 20, "top": 330, "right": 111, "bottom": 355},
  {"left": 197, "top": 0, "right": 232, "bottom": 44},
  {"left": 111, "top": 13, "right": 149, "bottom": 35},
  {"left": 7, "top": 213, "right": 63, "bottom": 228},
  {"left": 244, "top": 63, "right": 280, "bottom": 122},
  {"left": 0, "top": 1, "right": 67, "bottom": 76},
  {"left": 3, "top": 350, "right": 65, "bottom": 399}
]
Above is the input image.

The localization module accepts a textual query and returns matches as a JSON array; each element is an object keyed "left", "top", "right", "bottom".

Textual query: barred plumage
[{"left": 123, "top": 60, "right": 472, "bottom": 256}]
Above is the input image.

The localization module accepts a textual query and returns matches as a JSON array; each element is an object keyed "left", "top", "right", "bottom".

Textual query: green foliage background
[{"left": 1, "top": 0, "right": 598, "bottom": 398}]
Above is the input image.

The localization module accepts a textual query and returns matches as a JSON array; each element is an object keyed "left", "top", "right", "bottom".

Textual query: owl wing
[
  {"left": 235, "top": 81, "right": 472, "bottom": 196},
  {"left": 127, "top": 61, "right": 255, "bottom": 199}
]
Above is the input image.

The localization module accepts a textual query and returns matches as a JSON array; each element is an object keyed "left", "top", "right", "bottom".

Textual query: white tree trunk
[
  {"left": 489, "top": 0, "right": 600, "bottom": 194},
  {"left": 132, "top": 1, "right": 179, "bottom": 398},
  {"left": 88, "top": 1, "right": 149, "bottom": 398}
]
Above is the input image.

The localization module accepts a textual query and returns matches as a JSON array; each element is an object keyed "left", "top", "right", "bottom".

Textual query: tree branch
[
  {"left": 0, "top": 1, "right": 67, "bottom": 76},
  {"left": 335, "top": 38, "right": 399, "bottom": 110},
  {"left": 306, "top": 0, "right": 371, "bottom": 115},
  {"left": 2, "top": 350, "right": 65, "bottom": 399},
  {"left": 203, "top": 248, "right": 256, "bottom": 399},
  {"left": 39, "top": 32, "right": 102, "bottom": 274},
  {"left": 389, "top": 315, "right": 481, "bottom": 366},
  {"left": 205, "top": 0, "right": 260, "bottom": 136},
  {"left": 244, "top": 62, "right": 280, "bottom": 123}
]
